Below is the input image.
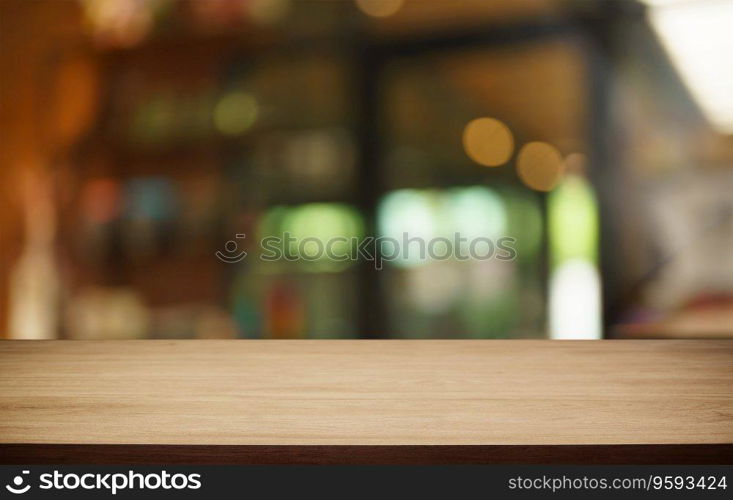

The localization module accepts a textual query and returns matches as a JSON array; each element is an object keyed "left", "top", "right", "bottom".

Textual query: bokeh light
[
  {"left": 548, "top": 175, "right": 601, "bottom": 339},
  {"left": 462, "top": 117, "right": 514, "bottom": 167},
  {"left": 82, "top": 0, "right": 163, "bottom": 48},
  {"left": 355, "top": 0, "right": 404, "bottom": 18},
  {"left": 248, "top": 0, "right": 291, "bottom": 25},
  {"left": 549, "top": 259, "right": 602, "bottom": 339},
  {"left": 447, "top": 186, "right": 506, "bottom": 242},
  {"left": 516, "top": 141, "right": 564, "bottom": 191},
  {"left": 279, "top": 203, "right": 363, "bottom": 269},
  {"left": 379, "top": 189, "right": 437, "bottom": 251},
  {"left": 564, "top": 152, "right": 588, "bottom": 176},
  {"left": 80, "top": 178, "right": 122, "bottom": 224},
  {"left": 378, "top": 186, "right": 507, "bottom": 267},
  {"left": 548, "top": 175, "right": 598, "bottom": 266},
  {"left": 214, "top": 92, "right": 259, "bottom": 136}
]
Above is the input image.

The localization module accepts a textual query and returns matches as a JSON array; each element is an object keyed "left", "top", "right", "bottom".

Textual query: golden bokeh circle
[
  {"left": 214, "top": 92, "right": 258, "bottom": 136},
  {"left": 462, "top": 117, "right": 514, "bottom": 167},
  {"left": 355, "top": 0, "right": 404, "bottom": 18},
  {"left": 517, "top": 142, "right": 565, "bottom": 191},
  {"left": 564, "top": 152, "right": 588, "bottom": 176}
]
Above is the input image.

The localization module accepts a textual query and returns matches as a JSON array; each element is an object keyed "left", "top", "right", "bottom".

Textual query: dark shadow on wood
[{"left": 2, "top": 444, "right": 731, "bottom": 465}]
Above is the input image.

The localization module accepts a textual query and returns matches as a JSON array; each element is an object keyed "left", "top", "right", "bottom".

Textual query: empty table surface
[{"left": 1, "top": 340, "right": 731, "bottom": 463}]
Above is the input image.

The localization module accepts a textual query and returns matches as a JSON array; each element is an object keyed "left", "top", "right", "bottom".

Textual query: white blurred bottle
[{"left": 8, "top": 169, "right": 60, "bottom": 339}]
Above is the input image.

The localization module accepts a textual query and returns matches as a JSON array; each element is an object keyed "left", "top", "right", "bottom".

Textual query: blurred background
[{"left": 1, "top": 0, "right": 732, "bottom": 340}]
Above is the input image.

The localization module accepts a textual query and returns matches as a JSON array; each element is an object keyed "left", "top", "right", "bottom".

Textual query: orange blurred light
[
  {"left": 516, "top": 141, "right": 564, "bottom": 192},
  {"left": 355, "top": 0, "right": 404, "bottom": 18},
  {"left": 462, "top": 117, "right": 514, "bottom": 167}
]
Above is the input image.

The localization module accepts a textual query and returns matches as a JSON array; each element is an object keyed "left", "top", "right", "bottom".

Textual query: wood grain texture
[{"left": 1, "top": 340, "right": 731, "bottom": 452}]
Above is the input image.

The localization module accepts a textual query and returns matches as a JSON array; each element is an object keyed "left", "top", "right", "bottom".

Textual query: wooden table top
[{"left": 1, "top": 339, "right": 731, "bottom": 450}]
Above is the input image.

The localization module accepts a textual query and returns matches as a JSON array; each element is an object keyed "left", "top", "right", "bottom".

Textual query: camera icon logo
[
  {"left": 5, "top": 470, "right": 31, "bottom": 495},
  {"left": 215, "top": 233, "right": 247, "bottom": 263}
]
